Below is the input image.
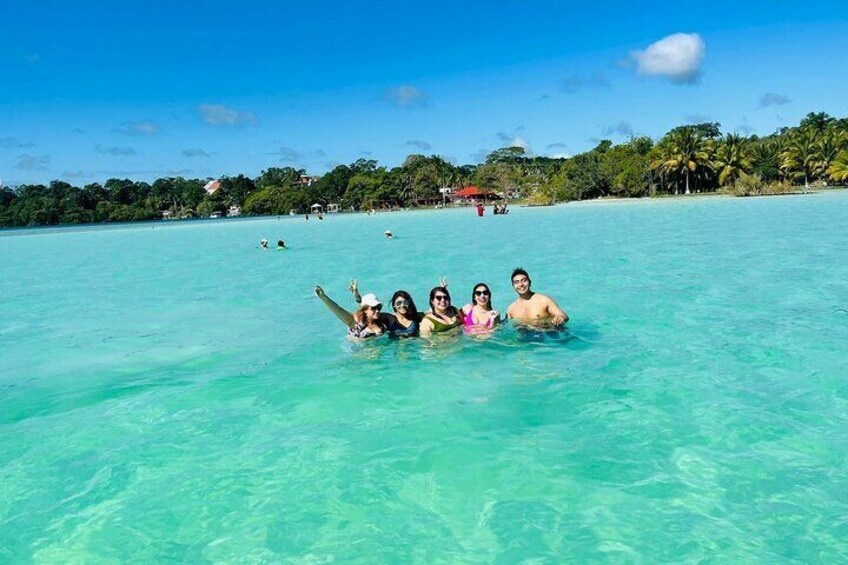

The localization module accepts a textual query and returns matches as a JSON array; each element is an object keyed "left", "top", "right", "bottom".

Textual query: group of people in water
[
  {"left": 260, "top": 239, "right": 287, "bottom": 250},
  {"left": 315, "top": 268, "right": 568, "bottom": 340}
]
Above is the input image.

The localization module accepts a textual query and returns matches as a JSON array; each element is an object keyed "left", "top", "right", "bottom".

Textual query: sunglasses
[
  {"left": 474, "top": 290, "right": 490, "bottom": 296},
  {"left": 394, "top": 299, "right": 409, "bottom": 308},
  {"left": 433, "top": 295, "right": 450, "bottom": 302},
  {"left": 366, "top": 305, "right": 382, "bottom": 312}
]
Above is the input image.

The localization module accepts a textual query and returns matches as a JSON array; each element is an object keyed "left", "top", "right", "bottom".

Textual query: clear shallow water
[{"left": 2, "top": 193, "right": 848, "bottom": 562}]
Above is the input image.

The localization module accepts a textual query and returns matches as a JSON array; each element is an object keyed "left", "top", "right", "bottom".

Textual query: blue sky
[{"left": 2, "top": 0, "right": 847, "bottom": 185}]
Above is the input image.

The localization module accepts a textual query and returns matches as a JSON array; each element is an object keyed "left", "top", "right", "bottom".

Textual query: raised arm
[
  {"left": 314, "top": 286, "right": 355, "bottom": 327},
  {"left": 349, "top": 279, "right": 362, "bottom": 305}
]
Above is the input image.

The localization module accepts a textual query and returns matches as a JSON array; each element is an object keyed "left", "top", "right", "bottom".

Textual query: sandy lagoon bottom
[{"left": 2, "top": 193, "right": 848, "bottom": 561}]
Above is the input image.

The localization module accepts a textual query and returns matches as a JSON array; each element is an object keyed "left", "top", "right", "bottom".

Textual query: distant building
[
  {"left": 209, "top": 211, "right": 222, "bottom": 219},
  {"left": 296, "top": 175, "right": 319, "bottom": 187},
  {"left": 227, "top": 205, "right": 241, "bottom": 217},
  {"left": 161, "top": 210, "right": 174, "bottom": 220},
  {"left": 454, "top": 185, "right": 499, "bottom": 202},
  {"left": 204, "top": 180, "right": 221, "bottom": 195}
]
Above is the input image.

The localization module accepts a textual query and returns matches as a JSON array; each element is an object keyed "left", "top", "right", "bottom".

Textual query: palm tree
[
  {"left": 814, "top": 128, "right": 844, "bottom": 182},
  {"left": 713, "top": 134, "right": 752, "bottom": 186},
  {"left": 653, "top": 126, "right": 712, "bottom": 194},
  {"left": 749, "top": 139, "right": 782, "bottom": 181},
  {"left": 781, "top": 128, "right": 820, "bottom": 188},
  {"left": 827, "top": 151, "right": 848, "bottom": 183},
  {"left": 800, "top": 111, "right": 835, "bottom": 134}
]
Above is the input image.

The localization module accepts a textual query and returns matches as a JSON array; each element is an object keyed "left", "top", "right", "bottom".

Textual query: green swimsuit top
[{"left": 426, "top": 312, "right": 462, "bottom": 333}]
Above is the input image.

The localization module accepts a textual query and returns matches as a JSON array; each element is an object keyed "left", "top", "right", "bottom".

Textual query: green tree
[
  {"left": 827, "top": 151, "right": 848, "bottom": 183},
  {"left": 713, "top": 134, "right": 752, "bottom": 186},
  {"left": 781, "top": 128, "right": 820, "bottom": 187},
  {"left": 653, "top": 126, "right": 712, "bottom": 194}
]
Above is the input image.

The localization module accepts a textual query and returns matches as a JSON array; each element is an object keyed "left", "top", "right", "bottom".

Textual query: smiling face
[
  {"left": 473, "top": 285, "right": 491, "bottom": 307},
  {"left": 431, "top": 292, "right": 451, "bottom": 314},
  {"left": 393, "top": 297, "right": 409, "bottom": 314},
  {"left": 512, "top": 273, "right": 531, "bottom": 295},
  {"left": 363, "top": 304, "right": 382, "bottom": 322}
]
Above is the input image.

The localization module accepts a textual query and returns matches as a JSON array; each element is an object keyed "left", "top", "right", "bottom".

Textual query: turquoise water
[{"left": 2, "top": 193, "right": 848, "bottom": 562}]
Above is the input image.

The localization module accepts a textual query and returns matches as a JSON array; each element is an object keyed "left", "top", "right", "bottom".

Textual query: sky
[{"left": 2, "top": 0, "right": 848, "bottom": 186}]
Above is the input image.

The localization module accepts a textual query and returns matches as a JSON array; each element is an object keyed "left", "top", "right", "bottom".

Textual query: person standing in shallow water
[{"left": 505, "top": 268, "right": 568, "bottom": 328}]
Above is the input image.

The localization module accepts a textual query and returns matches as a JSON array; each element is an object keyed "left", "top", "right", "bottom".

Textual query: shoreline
[{"left": 2, "top": 187, "right": 845, "bottom": 235}]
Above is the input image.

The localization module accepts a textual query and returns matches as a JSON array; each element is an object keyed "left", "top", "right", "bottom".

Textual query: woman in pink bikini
[{"left": 459, "top": 283, "right": 500, "bottom": 333}]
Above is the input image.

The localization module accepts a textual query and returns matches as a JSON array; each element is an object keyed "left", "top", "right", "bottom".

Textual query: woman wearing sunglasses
[
  {"left": 314, "top": 285, "right": 388, "bottom": 340},
  {"left": 420, "top": 286, "right": 462, "bottom": 336},
  {"left": 386, "top": 290, "right": 421, "bottom": 339},
  {"left": 459, "top": 283, "right": 500, "bottom": 333}
]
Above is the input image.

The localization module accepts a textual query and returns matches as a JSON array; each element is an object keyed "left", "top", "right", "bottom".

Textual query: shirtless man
[{"left": 505, "top": 268, "right": 569, "bottom": 328}]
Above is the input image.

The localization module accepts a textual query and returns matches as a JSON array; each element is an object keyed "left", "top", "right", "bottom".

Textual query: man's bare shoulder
[
  {"left": 530, "top": 292, "right": 554, "bottom": 304},
  {"left": 506, "top": 299, "right": 520, "bottom": 316}
]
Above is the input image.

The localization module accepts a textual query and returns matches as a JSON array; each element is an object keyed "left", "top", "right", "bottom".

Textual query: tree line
[{"left": 2, "top": 111, "right": 847, "bottom": 228}]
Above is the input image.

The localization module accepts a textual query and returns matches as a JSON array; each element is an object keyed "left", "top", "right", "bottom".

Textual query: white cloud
[
  {"left": 758, "top": 93, "right": 790, "bottom": 108},
  {"left": 270, "top": 147, "right": 304, "bottom": 162},
  {"left": 404, "top": 139, "right": 432, "bottom": 150},
  {"left": 631, "top": 33, "right": 705, "bottom": 84},
  {"left": 198, "top": 104, "right": 260, "bottom": 126},
  {"left": 0, "top": 137, "right": 34, "bottom": 149},
  {"left": 549, "top": 152, "right": 570, "bottom": 159},
  {"left": 16, "top": 154, "right": 51, "bottom": 170},
  {"left": 560, "top": 73, "right": 610, "bottom": 94},
  {"left": 117, "top": 120, "right": 161, "bottom": 136},
  {"left": 182, "top": 148, "right": 210, "bottom": 157},
  {"left": 96, "top": 144, "right": 137, "bottom": 156},
  {"left": 684, "top": 113, "right": 712, "bottom": 124},
  {"left": 602, "top": 121, "right": 634, "bottom": 137},
  {"left": 385, "top": 85, "right": 427, "bottom": 108},
  {"left": 509, "top": 137, "right": 532, "bottom": 153}
]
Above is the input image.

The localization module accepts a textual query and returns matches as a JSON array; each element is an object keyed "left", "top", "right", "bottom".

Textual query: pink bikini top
[{"left": 463, "top": 306, "right": 493, "bottom": 328}]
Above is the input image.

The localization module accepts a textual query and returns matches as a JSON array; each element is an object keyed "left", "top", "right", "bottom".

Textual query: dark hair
[
  {"left": 277, "top": 240, "right": 285, "bottom": 247},
  {"left": 390, "top": 290, "right": 419, "bottom": 317},
  {"left": 511, "top": 268, "right": 530, "bottom": 283},
  {"left": 429, "top": 286, "right": 451, "bottom": 305},
  {"left": 471, "top": 282, "right": 492, "bottom": 309}
]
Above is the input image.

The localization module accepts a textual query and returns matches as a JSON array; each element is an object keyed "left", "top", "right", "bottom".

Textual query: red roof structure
[{"left": 454, "top": 185, "right": 495, "bottom": 198}]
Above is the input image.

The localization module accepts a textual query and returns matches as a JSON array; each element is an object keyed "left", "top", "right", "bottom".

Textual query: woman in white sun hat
[{"left": 314, "top": 282, "right": 388, "bottom": 340}]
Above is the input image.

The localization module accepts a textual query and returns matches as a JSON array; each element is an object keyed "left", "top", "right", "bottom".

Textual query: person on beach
[
  {"left": 420, "top": 283, "right": 462, "bottom": 336},
  {"left": 506, "top": 268, "right": 569, "bottom": 328},
  {"left": 459, "top": 283, "right": 500, "bottom": 333},
  {"left": 348, "top": 280, "right": 420, "bottom": 339},
  {"left": 315, "top": 285, "right": 388, "bottom": 340}
]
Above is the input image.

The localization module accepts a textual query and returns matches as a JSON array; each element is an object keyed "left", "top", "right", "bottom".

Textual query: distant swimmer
[
  {"left": 260, "top": 239, "right": 269, "bottom": 249},
  {"left": 384, "top": 230, "right": 394, "bottom": 239},
  {"left": 277, "top": 240, "right": 287, "bottom": 250},
  {"left": 505, "top": 267, "right": 568, "bottom": 328}
]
